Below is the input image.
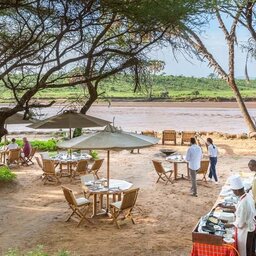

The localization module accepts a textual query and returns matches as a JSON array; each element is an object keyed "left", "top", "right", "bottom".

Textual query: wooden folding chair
[
  {"left": 24, "top": 147, "right": 37, "bottom": 165},
  {"left": 197, "top": 160, "right": 209, "bottom": 182},
  {"left": 181, "top": 131, "right": 196, "bottom": 145},
  {"left": 162, "top": 130, "right": 176, "bottom": 145},
  {"left": 61, "top": 186, "right": 91, "bottom": 227},
  {"left": 87, "top": 159, "right": 104, "bottom": 179},
  {"left": 71, "top": 159, "right": 88, "bottom": 181},
  {"left": 110, "top": 188, "right": 139, "bottom": 229},
  {"left": 152, "top": 160, "right": 173, "bottom": 184},
  {"left": 7, "top": 148, "right": 21, "bottom": 166},
  {"left": 41, "top": 159, "right": 61, "bottom": 185}
]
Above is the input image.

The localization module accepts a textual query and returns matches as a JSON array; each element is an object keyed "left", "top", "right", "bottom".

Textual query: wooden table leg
[
  {"left": 106, "top": 194, "right": 110, "bottom": 212},
  {"left": 92, "top": 194, "right": 97, "bottom": 217},
  {"left": 99, "top": 194, "right": 103, "bottom": 209},
  {"left": 174, "top": 163, "right": 178, "bottom": 180}
]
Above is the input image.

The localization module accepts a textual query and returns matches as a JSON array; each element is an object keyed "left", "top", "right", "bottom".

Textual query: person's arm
[
  {"left": 251, "top": 179, "right": 256, "bottom": 202},
  {"left": 185, "top": 148, "right": 191, "bottom": 162}
]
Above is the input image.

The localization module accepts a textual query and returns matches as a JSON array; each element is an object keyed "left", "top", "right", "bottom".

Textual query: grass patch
[
  {"left": 0, "top": 165, "right": 16, "bottom": 182},
  {"left": 5, "top": 245, "right": 71, "bottom": 256}
]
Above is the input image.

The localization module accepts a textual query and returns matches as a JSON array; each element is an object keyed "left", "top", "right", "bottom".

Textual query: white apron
[
  {"left": 237, "top": 225, "right": 247, "bottom": 256},
  {"left": 235, "top": 193, "right": 255, "bottom": 256}
]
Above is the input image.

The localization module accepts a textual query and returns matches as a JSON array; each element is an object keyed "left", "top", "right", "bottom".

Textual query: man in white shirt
[
  {"left": 6, "top": 138, "right": 19, "bottom": 151},
  {"left": 185, "top": 137, "right": 202, "bottom": 197}
]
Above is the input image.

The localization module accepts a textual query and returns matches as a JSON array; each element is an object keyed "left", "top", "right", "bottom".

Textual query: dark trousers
[
  {"left": 246, "top": 230, "right": 255, "bottom": 256},
  {"left": 208, "top": 157, "right": 218, "bottom": 182}
]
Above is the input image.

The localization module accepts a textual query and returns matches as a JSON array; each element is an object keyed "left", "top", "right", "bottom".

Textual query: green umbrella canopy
[
  {"left": 57, "top": 124, "right": 159, "bottom": 150},
  {"left": 27, "top": 110, "right": 111, "bottom": 129},
  {"left": 57, "top": 124, "right": 159, "bottom": 186}
]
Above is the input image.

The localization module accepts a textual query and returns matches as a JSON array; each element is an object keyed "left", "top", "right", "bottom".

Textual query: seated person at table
[
  {"left": 248, "top": 159, "right": 256, "bottom": 203},
  {"left": 219, "top": 175, "right": 255, "bottom": 256},
  {"left": 20, "top": 137, "right": 31, "bottom": 163},
  {"left": 6, "top": 138, "right": 19, "bottom": 151}
]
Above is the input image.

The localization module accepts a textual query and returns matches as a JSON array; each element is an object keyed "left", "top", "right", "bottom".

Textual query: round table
[
  {"left": 166, "top": 155, "right": 189, "bottom": 180},
  {"left": 82, "top": 178, "right": 133, "bottom": 217}
]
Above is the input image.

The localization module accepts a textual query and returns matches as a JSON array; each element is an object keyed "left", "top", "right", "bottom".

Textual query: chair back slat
[
  {"left": 91, "top": 159, "right": 104, "bottom": 171},
  {"left": 198, "top": 160, "right": 209, "bottom": 174},
  {"left": 42, "top": 159, "right": 55, "bottom": 174},
  {"left": 163, "top": 130, "right": 176, "bottom": 140},
  {"left": 152, "top": 160, "right": 165, "bottom": 174},
  {"left": 61, "top": 186, "right": 77, "bottom": 207},
  {"left": 76, "top": 159, "right": 88, "bottom": 172},
  {"left": 8, "top": 148, "right": 21, "bottom": 162},
  {"left": 120, "top": 188, "right": 139, "bottom": 210},
  {"left": 181, "top": 131, "right": 196, "bottom": 144}
]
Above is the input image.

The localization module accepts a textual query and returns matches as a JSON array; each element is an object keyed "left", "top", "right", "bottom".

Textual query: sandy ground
[{"left": 1, "top": 135, "right": 256, "bottom": 256}]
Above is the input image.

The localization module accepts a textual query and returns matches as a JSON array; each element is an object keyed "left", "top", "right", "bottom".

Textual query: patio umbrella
[
  {"left": 57, "top": 124, "right": 159, "bottom": 186},
  {"left": 27, "top": 110, "right": 111, "bottom": 139}
]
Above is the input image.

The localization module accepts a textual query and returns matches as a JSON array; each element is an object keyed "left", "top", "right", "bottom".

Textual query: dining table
[
  {"left": 82, "top": 178, "right": 133, "bottom": 218},
  {"left": 166, "top": 154, "right": 190, "bottom": 180},
  {"left": 50, "top": 153, "right": 91, "bottom": 179}
]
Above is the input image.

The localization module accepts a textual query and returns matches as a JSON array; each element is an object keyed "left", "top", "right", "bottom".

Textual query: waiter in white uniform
[{"left": 228, "top": 175, "right": 256, "bottom": 256}]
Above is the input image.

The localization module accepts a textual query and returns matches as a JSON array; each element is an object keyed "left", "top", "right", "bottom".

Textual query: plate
[{"left": 223, "top": 237, "right": 235, "bottom": 244}]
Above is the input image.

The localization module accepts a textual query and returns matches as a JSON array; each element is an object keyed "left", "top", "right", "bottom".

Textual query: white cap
[{"left": 229, "top": 175, "right": 244, "bottom": 190}]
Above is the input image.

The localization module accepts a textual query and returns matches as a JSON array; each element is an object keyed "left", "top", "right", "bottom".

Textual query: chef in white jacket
[{"left": 229, "top": 175, "right": 256, "bottom": 256}]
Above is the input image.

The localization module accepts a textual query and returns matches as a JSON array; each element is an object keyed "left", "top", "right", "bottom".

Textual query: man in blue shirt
[{"left": 185, "top": 138, "right": 202, "bottom": 197}]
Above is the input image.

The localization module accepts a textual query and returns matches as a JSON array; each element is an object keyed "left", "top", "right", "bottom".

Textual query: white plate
[{"left": 223, "top": 237, "right": 235, "bottom": 244}]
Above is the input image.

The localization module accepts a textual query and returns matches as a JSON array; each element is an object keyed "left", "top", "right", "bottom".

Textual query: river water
[{"left": 4, "top": 102, "right": 256, "bottom": 134}]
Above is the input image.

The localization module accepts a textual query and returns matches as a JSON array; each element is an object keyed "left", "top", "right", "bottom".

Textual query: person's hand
[{"left": 224, "top": 223, "right": 234, "bottom": 228}]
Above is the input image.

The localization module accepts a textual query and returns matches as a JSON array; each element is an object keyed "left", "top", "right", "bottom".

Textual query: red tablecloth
[{"left": 191, "top": 242, "right": 238, "bottom": 256}]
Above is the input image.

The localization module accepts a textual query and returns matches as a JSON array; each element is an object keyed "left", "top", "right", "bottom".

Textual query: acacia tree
[
  {"left": 0, "top": 0, "right": 208, "bottom": 138},
  {"left": 175, "top": 2, "right": 256, "bottom": 132}
]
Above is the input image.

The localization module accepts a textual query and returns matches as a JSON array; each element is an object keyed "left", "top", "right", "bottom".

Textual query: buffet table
[
  {"left": 190, "top": 175, "right": 247, "bottom": 256},
  {"left": 191, "top": 242, "right": 238, "bottom": 256}
]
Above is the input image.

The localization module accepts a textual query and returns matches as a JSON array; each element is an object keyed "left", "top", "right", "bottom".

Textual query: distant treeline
[{"left": 1, "top": 75, "right": 256, "bottom": 102}]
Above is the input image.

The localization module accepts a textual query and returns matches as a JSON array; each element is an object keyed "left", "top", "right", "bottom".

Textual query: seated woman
[
  {"left": 20, "top": 137, "right": 31, "bottom": 164},
  {"left": 6, "top": 138, "right": 19, "bottom": 151}
]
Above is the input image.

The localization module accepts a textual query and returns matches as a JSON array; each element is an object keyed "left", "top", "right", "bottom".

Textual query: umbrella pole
[
  {"left": 69, "top": 128, "right": 72, "bottom": 139},
  {"left": 107, "top": 150, "right": 110, "bottom": 187}
]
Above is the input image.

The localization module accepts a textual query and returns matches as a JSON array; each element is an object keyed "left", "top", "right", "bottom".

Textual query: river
[{"left": 4, "top": 102, "right": 256, "bottom": 134}]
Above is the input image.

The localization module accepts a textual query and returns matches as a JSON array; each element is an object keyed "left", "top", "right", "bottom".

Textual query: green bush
[
  {"left": 30, "top": 140, "right": 57, "bottom": 151},
  {"left": 5, "top": 246, "right": 71, "bottom": 256},
  {"left": 0, "top": 139, "right": 58, "bottom": 152},
  {"left": 0, "top": 165, "right": 16, "bottom": 182},
  {"left": 89, "top": 150, "right": 99, "bottom": 160}
]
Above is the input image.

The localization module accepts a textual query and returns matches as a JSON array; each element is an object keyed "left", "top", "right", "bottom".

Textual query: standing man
[
  {"left": 185, "top": 137, "right": 202, "bottom": 197},
  {"left": 248, "top": 159, "right": 256, "bottom": 204},
  {"left": 226, "top": 175, "right": 255, "bottom": 256}
]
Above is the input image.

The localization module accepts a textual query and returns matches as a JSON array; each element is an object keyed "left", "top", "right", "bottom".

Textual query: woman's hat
[{"left": 229, "top": 175, "right": 244, "bottom": 190}]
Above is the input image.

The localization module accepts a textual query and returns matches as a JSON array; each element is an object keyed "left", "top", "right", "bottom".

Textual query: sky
[{"left": 150, "top": 16, "right": 255, "bottom": 78}]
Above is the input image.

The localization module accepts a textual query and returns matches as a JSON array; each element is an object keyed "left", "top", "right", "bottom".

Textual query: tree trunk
[
  {"left": 0, "top": 117, "right": 8, "bottom": 141},
  {"left": 80, "top": 82, "right": 98, "bottom": 114},
  {"left": 229, "top": 79, "right": 256, "bottom": 132}
]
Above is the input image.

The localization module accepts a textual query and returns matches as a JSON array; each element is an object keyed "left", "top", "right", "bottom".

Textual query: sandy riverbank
[{"left": 1, "top": 134, "right": 256, "bottom": 255}]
